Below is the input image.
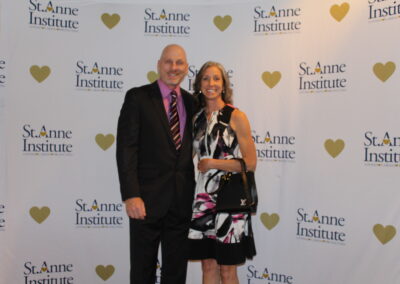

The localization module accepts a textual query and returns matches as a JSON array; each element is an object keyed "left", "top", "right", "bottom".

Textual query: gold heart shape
[
  {"left": 373, "top": 62, "right": 396, "bottom": 82},
  {"left": 330, "top": 3, "right": 350, "bottom": 22},
  {"left": 373, "top": 224, "right": 396, "bottom": 245},
  {"left": 147, "top": 71, "right": 159, "bottom": 83},
  {"left": 313, "top": 216, "right": 319, "bottom": 222},
  {"left": 101, "top": 13, "right": 120, "bottom": 29},
  {"left": 324, "top": 139, "right": 345, "bottom": 158},
  {"left": 265, "top": 137, "right": 271, "bottom": 143},
  {"left": 261, "top": 71, "right": 281, "bottom": 89},
  {"left": 29, "top": 206, "right": 50, "bottom": 224},
  {"left": 95, "top": 134, "right": 115, "bottom": 151},
  {"left": 96, "top": 265, "right": 115, "bottom": 281},
  {"left": 383, "top": 139, "right": 390, "bottom": 145},
  {"left": 30, "top": 65, "right": 51, "bottom": 83},
  {"left": 213, "top": 15, "right": 232, "bottom": 32},
  {"left": 260, "top": 212, "right": 280, "bottom": 230}
]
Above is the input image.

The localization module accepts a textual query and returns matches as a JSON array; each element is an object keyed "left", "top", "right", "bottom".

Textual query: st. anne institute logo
[
  {"left": 144, "top": 7, "right": 191, "bottom": 37},
  {"left": 28, "top": 0, "right": 79, "bottom": 31},
  {"left": 253, "top": 4, "right": 302, "bottom": 35}
]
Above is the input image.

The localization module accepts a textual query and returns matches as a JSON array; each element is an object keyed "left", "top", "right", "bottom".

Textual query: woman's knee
[{"left": 202, "top": 259, "right": 218, "bottom": 274}]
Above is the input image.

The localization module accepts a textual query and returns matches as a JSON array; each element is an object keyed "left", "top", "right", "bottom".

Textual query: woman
[{"left": 188, "top": 61, "right": 257, "bottom": 284}]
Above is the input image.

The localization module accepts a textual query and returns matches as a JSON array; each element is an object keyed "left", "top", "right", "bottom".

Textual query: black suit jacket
[{"left": 116, "top": 82, "right": 195, "bottom": 219}]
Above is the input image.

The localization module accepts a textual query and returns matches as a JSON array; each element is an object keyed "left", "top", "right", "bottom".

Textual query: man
[{"left": 116, "top": 44, "right": 195, "bottom": 284}]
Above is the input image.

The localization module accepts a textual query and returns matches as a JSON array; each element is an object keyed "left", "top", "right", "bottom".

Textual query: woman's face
[{"left": 200, "top": 66, "right": 224, "bottom": 102}]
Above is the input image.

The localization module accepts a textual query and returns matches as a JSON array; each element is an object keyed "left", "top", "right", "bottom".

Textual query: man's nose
[{"left": 171, "top": 62, "right": 179, "bottom": 69}]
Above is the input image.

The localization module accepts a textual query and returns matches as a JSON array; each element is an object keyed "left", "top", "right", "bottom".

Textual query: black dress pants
[{"left": 129, "top": 203, "right": 190, "bottom": 284}]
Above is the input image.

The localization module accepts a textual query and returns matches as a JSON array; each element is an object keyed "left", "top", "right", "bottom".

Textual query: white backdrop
[{"left": 1, "top": 0, "right": 400, "bottom": 283}]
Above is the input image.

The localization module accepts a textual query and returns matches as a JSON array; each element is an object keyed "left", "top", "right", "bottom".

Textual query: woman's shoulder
[
  {"left": 229, "top": 107, "right": 250, "bottom": 131},
  {"left": 230, "top": 107, "right": 247, "bottom": 121},
  {"left": 223, "top": 104, "right": 245, "bottom": 116},
  {"left": 217, "top": 104, "right": 248, "bottom": 125}
]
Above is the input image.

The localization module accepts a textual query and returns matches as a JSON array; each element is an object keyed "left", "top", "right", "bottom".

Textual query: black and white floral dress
[{"left": 188, "top": 105, "right": 256, "bottom": 265}]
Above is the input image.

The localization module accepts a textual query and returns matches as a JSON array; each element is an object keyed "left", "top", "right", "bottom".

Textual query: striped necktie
[{"left": 169, "top": 90, "right": 181, "bottom": 151}]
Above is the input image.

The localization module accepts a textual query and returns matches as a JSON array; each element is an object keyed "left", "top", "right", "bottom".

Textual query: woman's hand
[{"left": 198, "top": 158, "right": 215, "bottom": 173}]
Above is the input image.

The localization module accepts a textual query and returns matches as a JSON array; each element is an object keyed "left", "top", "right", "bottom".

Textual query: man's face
[{"left": 157, "top": 46, "right": 188, "bottom": 89}]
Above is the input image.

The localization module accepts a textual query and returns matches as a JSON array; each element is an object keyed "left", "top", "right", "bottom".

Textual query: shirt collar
[{"left": 157, "top": 79, "right": 181, "bottom": 99}]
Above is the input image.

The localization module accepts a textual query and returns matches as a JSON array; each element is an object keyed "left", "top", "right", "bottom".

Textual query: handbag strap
[
  {"left": 235, "top": 158, "right": 252, "bottom": 202},
  {"left": 204, "top": 158, "right": 250, "bottom": 199},
  {"left": 205, "top": 169, "right": 222, "bottom": 194}
]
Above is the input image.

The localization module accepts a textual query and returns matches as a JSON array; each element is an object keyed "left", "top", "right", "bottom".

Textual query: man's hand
[{"left": 124, "top": 197, "right": 146, "bottom": 219}]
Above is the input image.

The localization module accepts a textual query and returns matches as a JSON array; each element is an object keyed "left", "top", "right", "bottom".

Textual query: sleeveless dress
[{"left": 188, "top": 105, "right": 256, "bottom": 265}]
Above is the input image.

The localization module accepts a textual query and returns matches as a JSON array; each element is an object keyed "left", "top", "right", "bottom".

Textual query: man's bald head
[
  {"left": 157, "top": 44, "right": 188, "bottom": 89},
  {"left": 159, "top": 44, "right": 187, "bottom": 61}
]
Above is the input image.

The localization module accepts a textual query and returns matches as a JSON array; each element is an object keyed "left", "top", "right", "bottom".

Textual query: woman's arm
[{"left": 197, "top": 109, "right": 257, "bottom": 173}]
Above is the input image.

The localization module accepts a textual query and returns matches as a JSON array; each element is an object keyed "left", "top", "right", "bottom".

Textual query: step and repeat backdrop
[{"left": 1, "top": 0, "right": 400, "bottom": 283}]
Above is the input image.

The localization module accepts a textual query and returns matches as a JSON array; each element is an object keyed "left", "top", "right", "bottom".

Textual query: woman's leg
[
  {"left": 202, "top": 259, "right": 220, "bottom": 284},
  {"left": 220, "top": 265, "right": 239, "bottom": 284}
]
